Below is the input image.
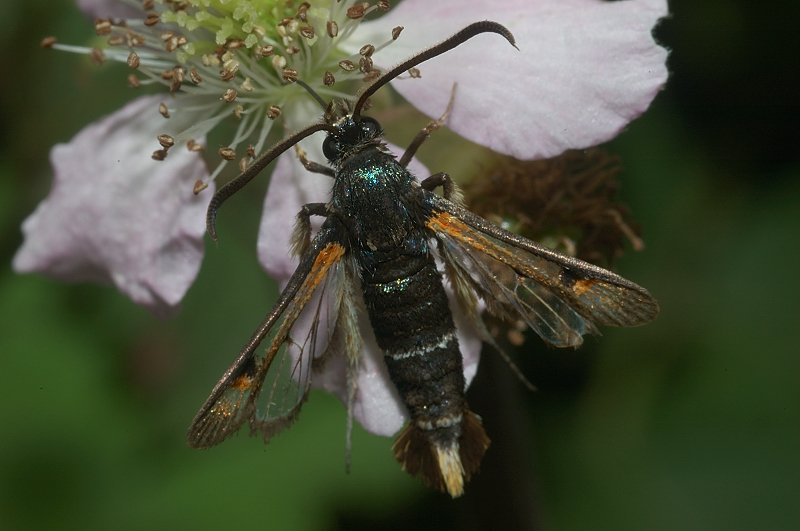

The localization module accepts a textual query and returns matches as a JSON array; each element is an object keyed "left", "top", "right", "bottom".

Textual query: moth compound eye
[
  {"left": 360, "top": 116, "right": 381, "bottom": 138},
  {"left": 322, "top": 135, "right": 340, "bottom": 161}
]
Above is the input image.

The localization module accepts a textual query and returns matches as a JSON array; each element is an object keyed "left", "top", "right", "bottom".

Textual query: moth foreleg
[
  {"left": 291, "top": 202, "right": 330, "bottom": 258},
  {"left": 294, "top": 144, "right": 335, "bottom": 177},
  {"left": 398, "top": 85, "right": 457, "bottom": 168},
  {"left": 421, "top": 172, "right": 465, "bottom": 207}
]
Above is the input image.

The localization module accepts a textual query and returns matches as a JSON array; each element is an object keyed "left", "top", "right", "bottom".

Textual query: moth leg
[
  {"left": 291, "top": 202, "right": 330, "bottom": 257},
  {"left": 398, "top": 84, "right": 457, "bottom": 168},
  {"left": 294, "top": 144, "right": 335, "bottom": 177},
  {"left": 421, "top": 172, "right": 465, "bottom": 207}
]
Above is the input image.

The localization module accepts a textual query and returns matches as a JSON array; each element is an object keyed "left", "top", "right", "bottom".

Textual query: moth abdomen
[{"left": 362, "top": 252, "right": 487, "bottom": 496}]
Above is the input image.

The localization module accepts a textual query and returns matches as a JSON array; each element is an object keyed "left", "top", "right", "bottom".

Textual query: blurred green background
[{"left": 1, "top": 1, "right": 798, "bottom": 529}]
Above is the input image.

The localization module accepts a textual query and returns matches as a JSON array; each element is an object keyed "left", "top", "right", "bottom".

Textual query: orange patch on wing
[
  {"left": 427, "top": 212, "right": 512, "bottom": 262},
  {"left": 229, "top": 373, "right": 254, "bottom": 391},
  {"left": 295, "top": 242, "right": 346, "bottom": 305},
  {"left": 427, "top": 211, "right": 465, "bottom": 234},
  {"left": 311, "top": 242, "right": 346, "bottom": 279},
  {"left": 572, "top": 278, "right": 597, "bottom": 296},
  {"left": 261, "top": 241, "right": 347, "bottom": 366}
]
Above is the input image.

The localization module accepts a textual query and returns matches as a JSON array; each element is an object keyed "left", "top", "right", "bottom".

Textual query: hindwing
[{"left": 426, "top": 194, "right": 659, "bottom": 348}]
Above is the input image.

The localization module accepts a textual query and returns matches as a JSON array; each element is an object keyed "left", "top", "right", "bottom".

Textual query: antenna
[
  {"left": 206, "top": 122, "right": 335, "bottom": 243},
  {"left": 352, "top": 21, "right": 516, "bottom": 119},
  {"left": 295, "top": 79, "right": 328, "bottom": 110}
]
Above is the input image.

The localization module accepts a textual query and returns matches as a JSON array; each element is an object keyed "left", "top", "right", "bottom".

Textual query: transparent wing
[
  {"left": 427, "top": 195, "right": 659, "bottom": 348},
  {"left": 187, "top": 226, "right": 350, "bottom": 448}
]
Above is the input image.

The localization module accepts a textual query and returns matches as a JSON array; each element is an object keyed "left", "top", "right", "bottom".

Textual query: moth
[{"left": 187, "top": 21, "right": 659, "bottom": 497}]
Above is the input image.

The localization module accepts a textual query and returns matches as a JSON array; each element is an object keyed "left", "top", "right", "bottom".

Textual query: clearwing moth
[{"left": 187, "top": 21, "right": 659, "bottom": 498}]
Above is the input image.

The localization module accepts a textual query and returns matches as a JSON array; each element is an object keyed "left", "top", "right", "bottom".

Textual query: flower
[
  {"left": 13, "top": 95, "right": 210, "bottom": 319},
  {"left": 14, "top": 0, "right": 668, "bottom": 435}
]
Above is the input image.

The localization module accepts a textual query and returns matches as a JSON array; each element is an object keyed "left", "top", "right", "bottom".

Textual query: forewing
[
  {"left": 427, "top": 195, "right": 659, "bottom": 348},
  {"left": 187, "top": 227, "right": 348, "bottom": 448}
]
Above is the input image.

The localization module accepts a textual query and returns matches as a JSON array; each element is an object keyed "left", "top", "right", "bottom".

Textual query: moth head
[{"left": 322, "top": 114, "right": 383, "bottom": 163}]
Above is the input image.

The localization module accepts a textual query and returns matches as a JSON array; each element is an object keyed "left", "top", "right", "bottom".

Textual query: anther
[
  {"left": 222, "top": 54, "right": 239, "bottom": 75},
  {"left": 40, "top": 36, "right": 56, "bottom": 48},
  {"left": 271, "top": 55, "right": 287, "bottom": 69},
  {"left": 338, "top": 60, "right": 356, "bottom": 72},
  {"left": 108, "top": 35, "right": 124, "bottom": 46},
  {"left": 193, "top": 180, "right": 208, "bottom": 194},
  {"left": 173, "top": 67, "right": 185, "bottom": 83},
  {"left": 158, "top": 102, "right": 170, "bottom": 118},
  {"left": 299, "top": 26, "right": 315, "bottom": 39},
  {"left": 408, "top": 67, "right": 420, "bottom": 78},
  {"left": 95, "top": 19, "right": 112, "bottom": 36},
  {"left": 126, "top": 31, "right": 145, "bottom": 47},
  {"left": 377, "top": 0, "right": 390, "bottom": 10},
  {"left": 161, "top": 70, "right": 174, "bottom": 80},
  {"left": 358, "top": 56, "right": 373, "bottom": 74},
  {"left": 239, "top": 157, "right": 249, "bottom": 172},
  {"left": 144, "top": 12, "right": 159, "bottom": 27},
  {"left": 127, "top": 74, "right": 140, "bottom": 88},
  {"left": 247, "top": 145, "right": 256, "bottom": 158},
  {"left": 222, "top": 88, "right": 237, "bottom": 103},
  {"left": 89, "top": 48, "right": 106, "bottom": 66},
  {"left": 233, "top": 105, "right": 244, "bottom": 119},
  {"left": 157, "top": 134, "right": 174, "bottom": 149},
  {"left": 189, "top": 67, "right": 202, "bottom": 84},
  {"left": 327, "top": 21, "right": 338, "bottom": 38},
  {"left": 165, "top": 36, "right": 179, "bottom": 52},
  {"left": 281, "top": 69, "right": 298, "bottom": 82},
  {"left": 219, "top": 147, "right": 236, "bottom": 160},
  {"left": 152, "top": 149, "right": 167, "bottom": 161},
  {"left": 267, "top": 105, "right": 281, "bottom": 119},
  {"left": 187, "top": 139, "right": 203, "bottom": 152},
  {"left": 201, "top": 54, "right": 220, "bottom": 67},
  {"left": 392, "top": 26, "right": 403, "bottom": 40},
  {"left": 295, "top": 2, "right": 310, "bottom": 21},
  {"left": 346, "top": 4, "right": 367, "bottom": 19},
  {"left": 323, "top": 71, "right": 335, "bottom": 86},
  {"left": 240, "top": 77, "right": 254, "bottom": 91},
  {"left": 142, "top": 0, "right": 154, "bottom": 10},
  {"left": 359, "top": 44, "right": 375, "bottom": 57}
]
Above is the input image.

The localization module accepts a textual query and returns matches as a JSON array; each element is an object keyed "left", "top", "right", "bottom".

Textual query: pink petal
[
  {"left": 76, "top": 0, "right": 143, "bottom": 20},
  {"left": 257, "top": 139, "right": 481, "bottom": 436},
  {"left": 258, "top": 138, "right": 332, "bottom": 282},
  {"left": 351, "top": 0, "right": 669, "bottom": 159},
  {"left": 13, "top": 95, "right": 212, "bottom": 318}
]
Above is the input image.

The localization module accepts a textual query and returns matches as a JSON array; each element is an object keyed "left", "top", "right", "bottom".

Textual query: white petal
[
  {"left": 13, "top": 95, "right": 212, "bottom": 318},
  {"left": 349, "top": 0, "right": 669, "bottom": 159},
  {"left": 76, "top": 0, "right": 143, "bottom": 20},
  {"left": 258, "top": 138, "right": 331, "bottom": 282}
]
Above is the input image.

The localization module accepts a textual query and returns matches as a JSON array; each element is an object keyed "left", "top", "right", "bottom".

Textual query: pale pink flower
[{"left": 15, "top": 0, "right": 668, "bottom": 435}]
